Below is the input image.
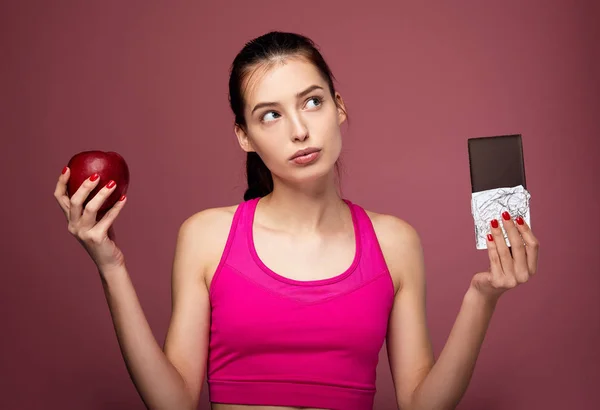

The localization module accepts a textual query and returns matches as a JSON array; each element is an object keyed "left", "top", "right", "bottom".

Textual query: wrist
[
  {"left": 465, "top": 285, "right": 500, "bottom": 310},
  {"left": 98, "top": 263, "right": 127, "bottom": 282}
]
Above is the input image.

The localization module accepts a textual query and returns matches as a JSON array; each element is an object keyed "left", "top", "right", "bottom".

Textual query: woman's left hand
[{"left": 470, "top": 211, "right": 539, "bottom": 303}]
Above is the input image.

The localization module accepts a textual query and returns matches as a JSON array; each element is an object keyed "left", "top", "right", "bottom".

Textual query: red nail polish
[
  {"left": 516, "top": 216, "right": 524, "bottom": 225},
  {"left": 90, "top": 173, "right": 99, "bottom": 182},
  {"left": 61, "top": 166, "right": 68, "bottom": 174},
  {"left": 106, "top": 180, "right": 116, "bottom": 189},
  {"left": 487, "top": 234, "right": 494, "bottom": 241},
  {"left": 502, "top": 211, "right": 511, "bottom": 220},
  {"left": 119, "top": 195, "right": 126, "bottom": 201},
  {"left": 491, "top": 219, "right": 499, "bottom": 229}
]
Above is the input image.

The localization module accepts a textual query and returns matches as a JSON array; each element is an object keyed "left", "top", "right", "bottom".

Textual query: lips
[{"left": 290, "top": 147, "right": 321, "bottom": 160}]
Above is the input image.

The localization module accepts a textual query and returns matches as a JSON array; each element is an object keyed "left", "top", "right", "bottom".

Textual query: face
[{"left": 235, "top": 57, "right": 347, "bottom": 185}]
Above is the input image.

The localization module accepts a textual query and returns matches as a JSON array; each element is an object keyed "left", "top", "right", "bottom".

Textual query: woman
[{"left": 54, "top": 31, "right": 539, "bottom": 410}]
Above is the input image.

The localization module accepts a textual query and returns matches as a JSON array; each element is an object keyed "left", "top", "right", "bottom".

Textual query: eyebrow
[{"left": 251, "top": 85, "right": 324, "bottom": 115}]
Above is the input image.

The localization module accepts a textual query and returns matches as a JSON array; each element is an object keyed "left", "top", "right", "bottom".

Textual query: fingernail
[
  {"left": 61, "top": 166, "right": 68, "bottom": 174},
  {"left": 487, "top": 234, "right": 494, "bottom": 241},
  {"left": 90, "top": 173, "right": 99, "bottom": 182},
  {"left": 491, "top": 219, "right": 499, "bottom": 229},
  {"left": 516, "top": 216, "right": 524, "bottom": 225},
  {"left": 119, "top": 195, "right": 126, "bottom": 201},
  {"left": 106, "top": 180, "right": 116, "bottom": 189},
  {"left": 502, "top": 211, "right": 511, "bottom": 220}
]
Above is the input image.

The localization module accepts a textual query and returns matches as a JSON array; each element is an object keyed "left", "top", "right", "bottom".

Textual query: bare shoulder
[
  {"left": 364, "top": 210, "right": 425, "bottom": 293},
  {"left": 176, "top": 204, "right": 240, "bottom": 287},
  {"left": 364, "top": 210, "right": 421, "bottom": 247},
  {"left": 180, "top": 204, "right": 239, "bottom": 237}
]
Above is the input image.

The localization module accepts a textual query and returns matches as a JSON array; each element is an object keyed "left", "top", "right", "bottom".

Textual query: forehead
[{"left": 243, "top": 57, "right": 326, "bottom": 106}]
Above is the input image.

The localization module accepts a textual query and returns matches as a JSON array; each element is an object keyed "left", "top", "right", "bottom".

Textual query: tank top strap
[
  {"left": 218, "top": 198, "right": 260, "bottom": 276},
  {"left": 234, "top": 197, "right": 259, "bottom": 245},
  {"left": 343, "top": 199, "right": 390, "bottom": 278}
]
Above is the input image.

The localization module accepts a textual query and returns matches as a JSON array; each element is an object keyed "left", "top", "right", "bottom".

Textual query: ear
[
  {"left": 334, "top": 92, "right": 347, "bottom": 125},
  {"left": 234, "top": 124, "right": 255, "bottom": 153}
]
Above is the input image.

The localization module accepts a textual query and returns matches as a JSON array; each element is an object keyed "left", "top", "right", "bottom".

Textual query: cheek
[
  {"left": 247, "top": 133, "right": 286, "bottom": 167},
  {"left": 246, "top": 122, "right": 282, "bottom": 150},
  {"left": 329, "top": 131, "right": 343, "bottom": 160},
  {"left": 319, "top": 110, "right": 343, "bottom": 146}
]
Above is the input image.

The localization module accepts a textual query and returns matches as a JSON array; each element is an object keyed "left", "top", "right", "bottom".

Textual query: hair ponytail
[{"left": 244, "top": 152, "right": 273, "bottom": 200}]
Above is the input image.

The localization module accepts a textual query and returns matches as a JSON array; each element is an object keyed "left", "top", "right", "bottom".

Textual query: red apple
[{"left": 66, "top": 150, "right": 130, "bottom": 217}]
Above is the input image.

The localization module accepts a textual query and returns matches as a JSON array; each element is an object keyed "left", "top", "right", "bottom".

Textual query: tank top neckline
[{"left": 245, "top": 197, "right": 363, "bottom": 287}]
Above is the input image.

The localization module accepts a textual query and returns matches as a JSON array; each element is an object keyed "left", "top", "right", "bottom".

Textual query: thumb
[{"left": 472, "top": 271, "right": 492, "bottom": 286}]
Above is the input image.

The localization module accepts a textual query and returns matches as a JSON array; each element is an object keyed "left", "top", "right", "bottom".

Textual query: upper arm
[
  {"left": 372, "top": 214, "right": 435, "bottom": 410},
  {"left": 162, "top": 207, "right": 232, "bottom": 408}
]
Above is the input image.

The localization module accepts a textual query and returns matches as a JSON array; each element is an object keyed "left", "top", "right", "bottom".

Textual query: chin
[{"left": 286, "top": 156, "right": 337, "bottom": 185}]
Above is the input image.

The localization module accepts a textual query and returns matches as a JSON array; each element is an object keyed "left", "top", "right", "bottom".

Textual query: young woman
[{"left": 54, "top": 32, "right": 539, "bottom": 410}]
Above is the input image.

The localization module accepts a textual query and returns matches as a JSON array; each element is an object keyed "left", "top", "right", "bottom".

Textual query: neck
[{"left": 258, "top": 172, "right": 347, "bottom": 234}]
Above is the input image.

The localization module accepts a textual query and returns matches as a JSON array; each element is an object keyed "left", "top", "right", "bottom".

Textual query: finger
[
  {"left": 490, "top": 218, "right": 514, "bottom": 277},
  {"left": 69, "top": 173, "right": 101, "bottom": 223},
  {"left": 514, "top": 216, "right": 539, "bottom": 276},
  {"left": 94, "top": 194, "right": 127, "bottom": 235},
  {"left": 80, "top": 179, "right": 118, "bottom": 226},
  {"left": 54, "top": 166, "right": 71, "bottom": 218},
  {"left": 485, "top": 233, "right": 504, "bottom": 284},
  {"left": 501, "top": 211, "right": 529, "bottom": 283}
]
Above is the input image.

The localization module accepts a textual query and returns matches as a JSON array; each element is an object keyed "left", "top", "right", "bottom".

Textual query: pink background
[{"left": 2, "top": 1, "right": 598, "bottom": 409}]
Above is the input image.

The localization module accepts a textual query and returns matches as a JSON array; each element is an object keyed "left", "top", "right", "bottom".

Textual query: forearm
[
  {"left": 99, "top": 265, "right": 194, "bottom": 410},
  {"left": 410, "top": 288, "right": 498, "bottom": 410}
]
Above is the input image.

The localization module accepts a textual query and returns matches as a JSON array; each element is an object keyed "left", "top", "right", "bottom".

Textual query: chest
[{"left": 252, "top": 226, "right": 356, "bottom": 281}]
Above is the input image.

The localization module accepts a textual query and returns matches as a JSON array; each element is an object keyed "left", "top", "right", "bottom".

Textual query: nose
[{"left": 290, "top": 114, "right": 309, "bottom": 142}]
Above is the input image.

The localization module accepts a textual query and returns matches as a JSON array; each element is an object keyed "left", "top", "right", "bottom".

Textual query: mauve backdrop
[{"left": 1, "top": 1, "right": 598, "bottom": 409}]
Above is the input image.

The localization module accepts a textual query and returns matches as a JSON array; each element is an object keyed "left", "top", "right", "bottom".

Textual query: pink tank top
[{"left": 207, "top": 198, "right": 395, "bottom": 409}]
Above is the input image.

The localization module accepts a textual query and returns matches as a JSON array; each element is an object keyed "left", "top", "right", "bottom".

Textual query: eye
[
  {"left": 305, "top": 96, "right": 323, "bottom": 109},
  {"left": 261, "top": 111, "right": 281, "bottom": 122}
]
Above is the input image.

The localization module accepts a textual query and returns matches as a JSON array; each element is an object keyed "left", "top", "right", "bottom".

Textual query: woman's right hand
[{"left": 54, "top": 167, "right": 128, "bottom": 273}]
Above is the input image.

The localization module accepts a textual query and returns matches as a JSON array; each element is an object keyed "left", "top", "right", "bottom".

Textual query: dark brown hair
[{"left": 228, "top": 31, "right": 346, "bottom": 200}]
